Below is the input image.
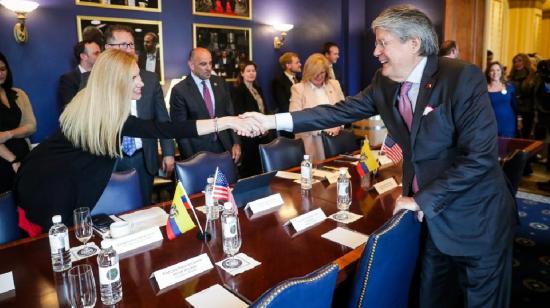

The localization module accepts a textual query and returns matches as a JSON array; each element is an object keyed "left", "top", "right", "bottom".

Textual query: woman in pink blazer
[{"left": 289, "top": 53, "right": 345, "bottom": 161}]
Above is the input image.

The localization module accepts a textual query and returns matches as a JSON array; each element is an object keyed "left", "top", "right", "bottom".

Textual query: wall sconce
[
  {"left": 0, "top": 0, "right": 40, "bottom": 44},
  {"left": 273, "top": 23, "right": 294, "bottom": 49}
]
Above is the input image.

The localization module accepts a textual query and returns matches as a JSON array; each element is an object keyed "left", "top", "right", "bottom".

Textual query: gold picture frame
[
  {"left": 193, "top": 0, "right": 252, "bottom": 20},
  {"left": 76, "top": 0, "right": 161, "bottom": 13},
  {"left": 77, "top": 15, "right": 165, "bottom": 84},
  {"left": 193, "top": 23, "right": 252, "bottom": 81}
]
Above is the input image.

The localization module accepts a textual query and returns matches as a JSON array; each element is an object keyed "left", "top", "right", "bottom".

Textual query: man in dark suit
[
  {"left": 138, "top": 32, "right": 161, "bottom": 78},
  {"left": 245, "top": 5, "right": 516, "bottom": 307},
  {"left": 103, "top": 25, "right": 175, "bottom": 205},
  {"left": 170, "top": 47, "right": 241, "bottom": 162},
  {"left": 58, "top": 39, "right": 100, "bottom": 110},
  {"left": 322, "top": 42, "right": 344, "bottom": 92},
  {"left": 271, "top": 52, "right": 301, "bottom": 138}
]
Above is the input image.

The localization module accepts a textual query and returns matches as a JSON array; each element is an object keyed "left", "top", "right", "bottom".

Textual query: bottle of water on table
[
  {"left": 49, "top": 215, "right": 72, "bottom": 272},
  {"left": 301, "top": 154, "right": 312, "bottom": 190},
  {"left": 97, "top": 240, "right": 123, "bottom": 305}
]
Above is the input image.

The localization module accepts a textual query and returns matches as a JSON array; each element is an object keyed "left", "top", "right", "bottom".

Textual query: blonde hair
[
  {"left": 301, "top": 53, "right": 330, "bottom": 83},
  {"left": 278, "top": 52, "right": 298, "bottom": 69},
  {"left": 60, "top": 49, "right": 136, "bottom": 158}
]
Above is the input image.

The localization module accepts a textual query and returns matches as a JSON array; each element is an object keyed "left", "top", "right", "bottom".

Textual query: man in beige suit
[{"left": 290, "top": 53, "right": 344, "bottom": 161}]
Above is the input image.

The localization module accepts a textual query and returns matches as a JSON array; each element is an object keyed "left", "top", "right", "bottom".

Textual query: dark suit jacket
[
  {"left": 290, "top": 56, "right": 517, "bottom": 256},
  {"left": 169, "top": 75, "right": 240, "bottom": 159},
  {"left": 271, "top": 73, "right": 295, "bottom": 113},
  {"left": 58, "top": 68, "right": 82, "bottom": 110},
  {"left": 138, "top": 51, "right": 161, "bottom": 77},
  {"left": 80, "top": 70, "right": 175, "bottom": 175}
]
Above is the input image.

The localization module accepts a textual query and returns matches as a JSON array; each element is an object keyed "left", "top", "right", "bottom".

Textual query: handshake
[{"left": 227, "top": 112, "right": 277, "bottom": 138}]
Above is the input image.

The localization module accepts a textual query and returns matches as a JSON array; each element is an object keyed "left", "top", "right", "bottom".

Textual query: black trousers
[
  {"left": 419, "top": 234, "right": 512, "bottom": 308},
  {"left": 114, "top": 150, "right": 154, "bottom": 205}
]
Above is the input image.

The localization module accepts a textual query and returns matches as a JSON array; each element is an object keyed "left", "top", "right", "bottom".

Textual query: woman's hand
[
  {"left": 0, "top": 131, "right": 13, "bottom": 144},
  {"left": 324, "top": 127, "right": 342, "bottom": 136},
  {"left": 226, "top": 116, "right": 266, "bottom": 137},
  {"left": 12, "top": 162, "right": 20, "bottom": 173}
]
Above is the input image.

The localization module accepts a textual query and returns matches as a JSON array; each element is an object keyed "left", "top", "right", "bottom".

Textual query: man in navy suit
[
  {"left": 169, "top": 47, "right": 241, "bottom": 162},
  {"left": 244, "top": 5, "right": 516, "bottom": 307}
]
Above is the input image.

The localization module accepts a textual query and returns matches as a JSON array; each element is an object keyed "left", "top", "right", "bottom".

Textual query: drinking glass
[
  {"left": 73, "top": 207, "right": 96, "bottom": 257},
  {"left": 221, "top": 216, "right": 243, "bottom": 269},
  {"left": 68, "top": 264, "right": 97, "bottom": 308},
  {"left": 334, "top": 177, "right": 352, "bottom": 221}
]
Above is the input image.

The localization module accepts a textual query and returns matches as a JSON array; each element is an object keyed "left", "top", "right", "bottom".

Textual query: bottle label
[
  {"left": 301, "top": 166, "right": 311, "bottom": 178},
  {"left": 338, "top": 182, "right": 349, "bottom": 196},
  {"left": 223, "top": 217, "right": 237, "bottom": 238},
  {"left": 49, "top": 231, "right": 70, "bottom": 254},
  {"left": 99, "top": 264, "right": 120, "bottom": 284}
]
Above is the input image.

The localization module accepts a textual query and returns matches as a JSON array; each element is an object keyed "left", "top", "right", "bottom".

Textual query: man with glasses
[
  {"left": 243, "top": 5, "right": 516, "bottom": 307},
  {"left": 100, "top": 24, "right": 175, "bottom": 205}
]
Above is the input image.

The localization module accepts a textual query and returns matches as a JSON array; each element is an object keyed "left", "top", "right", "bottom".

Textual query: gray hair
[{"left": 371, "top": 5, "right": 439, "bottom": 56}]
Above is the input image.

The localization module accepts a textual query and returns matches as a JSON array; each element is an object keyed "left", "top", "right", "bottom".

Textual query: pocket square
[{"left": 423, "top": 105, "right": 434, "bottom": 116}]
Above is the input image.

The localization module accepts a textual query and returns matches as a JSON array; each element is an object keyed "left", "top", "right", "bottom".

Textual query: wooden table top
[{"left": 0, "top": 158, "right": 401, "bottom": 307}]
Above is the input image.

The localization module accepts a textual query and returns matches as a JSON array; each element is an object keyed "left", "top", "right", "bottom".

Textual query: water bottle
[
  {"left": 337, "top": 168, "right": 352, "bottom": 212},
  {"left": 49, "top": 215, "right": 71, "bottom": 272},
  {"left": 97, "top": 240, "right": 123, "bottom": 305},
  {"left": 221, "top": 202, "right": 242, "bottom": 268},
  {"left": 301, "top": 154, "right": 312, "bottom": 190},
  {"left": 205, "top": 177, "right": 219, "bottom": 220}
]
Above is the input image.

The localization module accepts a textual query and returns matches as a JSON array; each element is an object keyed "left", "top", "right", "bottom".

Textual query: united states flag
[
  {"left": 213, "top": 167, "right": 230, "bottom": 201},
  {"left": 380, "top": 135, "right": 403, "bottom": 164}
]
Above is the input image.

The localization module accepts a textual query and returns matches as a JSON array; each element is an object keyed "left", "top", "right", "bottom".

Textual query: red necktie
[
  {"left": 398, "top": 82, "right": 419, "bottom": 193},
  {"left": 202, "top": 80, "right": 214, "bottom": 118}
]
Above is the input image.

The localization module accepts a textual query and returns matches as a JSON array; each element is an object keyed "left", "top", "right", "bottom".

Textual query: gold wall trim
[{"left": 508, "top": 0, "right": 545, "bottom": 9}]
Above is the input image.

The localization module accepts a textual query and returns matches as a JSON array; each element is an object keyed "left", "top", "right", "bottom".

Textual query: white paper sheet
[
  {"left": 321, "top": 227, "right": 369, "bottom": 249},
  {"left": 0, "top": 272, "right": 15, "bottom": 294},
  {"left": 276, "top": 171, "right": 302, "bottom": 180},
  {"left": 186, "top": 284, "right": 248, "bottom": 308}
]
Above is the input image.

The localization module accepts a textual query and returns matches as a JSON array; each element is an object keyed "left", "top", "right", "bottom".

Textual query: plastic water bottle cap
[
  {"left": 223, "top": 202, "right": 233, "bottom": 210},
  {"left": 101, "top": 240, "right": 113, "bottom": 249},
  {"left": 52, "top": 215, "right": 62, "bottom": 224},
  {"left": 304, "top": 154, "right": 310, "bottom": 160},
  {"left": 207, "top": 177, "right": 214, "bottom": 183},
  {"left": 339, "top": 167, "right": 347, "bottom": 175}
]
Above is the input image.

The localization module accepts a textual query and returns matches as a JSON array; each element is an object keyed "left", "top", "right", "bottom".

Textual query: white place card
[
  {"left": 0, "top": 272, "right": 15, "bottom": 294},
  {"left": 119, "top": 207, "right": 168, "bottom": 230},
  {"left": 378, "top": 155, "right": 394, "bottom": 167},
  {"left": 312, "top": 168, "right": 336, "bottom": 179},
  {"left": 152, "top": 253, "right": 213, "bottom": 290},
  {"left": 328, "top": 211, "right": 363, "bottom": 224},
  {"left": 186, "top": 284, "right": 248, "bottom": 308},
  {"left": 245, "top": 193, "right": 284, "bottom": 214},
  {"left": 289, "top": 208, "right": 327, "bottom": 232},
  {"left": 322, "top": 227, "right": 369, "bottom": 249},
  {"left": 70, "top": 243, "right": 100, "bottom": 261},
  {"left": 216, "top": 253, "right": 261, "bottom": 276},
  {"left": 275, "top": 171, "right": 301, "bottom": 180},
  {"left": 373, "top": 178, "right": 399, "bottom": 195},
  {"left": 111, "top": 227, "right": 164, "bottom": 255}
]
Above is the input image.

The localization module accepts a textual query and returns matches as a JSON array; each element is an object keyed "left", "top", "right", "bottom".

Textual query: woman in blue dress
[{"left": 486, "top": 61, "right": 518, "bottom": 137}]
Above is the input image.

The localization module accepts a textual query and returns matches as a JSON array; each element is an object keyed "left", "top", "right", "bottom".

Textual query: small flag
[
  {"left": 213, "top": 167, "right": 238, "bottom": 213},
  {"left": 380, "top": 135, "right": 403, "bottom": 165},
  {"left": 166, "top": 181, "right": 196, "bottom": 240},
  {"left": 355, "top": 138, "right": 379, "bottom": 176}
]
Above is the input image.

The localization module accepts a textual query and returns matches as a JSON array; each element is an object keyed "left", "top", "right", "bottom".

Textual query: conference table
[{"left": 0, "top": 137, "right": 541, "bottom": 307}]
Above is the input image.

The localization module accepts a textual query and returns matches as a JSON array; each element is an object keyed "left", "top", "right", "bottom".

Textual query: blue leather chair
[
  {"left": 348, "top": 210, "right": 421, "bottom": 308},
  {"left": 92, "top": 169, "right": 143, "bottom": 216},
  {"left": 321, "top": 129, "right": 360, "bottom": 158},
  {"left": 175, "top": 151, "right": 237, "bottom": 195},
  {"left": 502, "top": 149, "right": 530, "bottom": 195},
  {"left": 251, "top": 263, "right": 339, "bottom": 308},
  {"left": 259, "top": 137, "right": 305, "bottom": 172},
  {"left": 0, "top": 191, "right": 21, "bottom": 244}
]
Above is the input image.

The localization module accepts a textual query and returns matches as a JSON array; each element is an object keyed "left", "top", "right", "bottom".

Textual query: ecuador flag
[
  {"left": 166, "top": 181, "right": 196, "bottom": 240},
  {"left": 356, "top": 138, "right": 379, "bottom": 176}
]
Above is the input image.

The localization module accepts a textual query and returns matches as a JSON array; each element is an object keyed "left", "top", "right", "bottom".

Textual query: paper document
[
  {"left": 322, "top": 227, "right": 369, "bottom": 249},
  {"left": 0, "top": 272, "right": 15, "bottom": 294},
  {"left": 186, "top": 284, "right": 248, "bottom": 308}
]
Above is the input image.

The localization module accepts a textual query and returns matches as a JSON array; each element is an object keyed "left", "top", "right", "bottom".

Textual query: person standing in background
[
  {"left": 508, "top": 53, "right": 536, "bottom": 139},
  {"left": 486, "top": 61, "right": 517, "bottom": 137},
  {"left": 138, "top": 32, "right": 161, "bottom": 78},
  {"left": 322, "top": 42, "right": 343, "bottom": 90},
  {"left": 439, "top": 40, "right": 459, "bottom": 59},
  {"left": 0, "top": 52, "right": 37, "bottom": 193}
]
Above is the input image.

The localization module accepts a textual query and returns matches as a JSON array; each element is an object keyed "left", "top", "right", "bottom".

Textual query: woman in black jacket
[{"left": 231, "top": 60, "right": 274, "bottom": 177}]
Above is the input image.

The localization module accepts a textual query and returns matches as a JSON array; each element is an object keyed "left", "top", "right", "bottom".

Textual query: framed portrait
[
  {"left": 193, "top": 0, "right": 252, "bottom": 20},
  {"left": 193, "top": 23, "right": 252, "bottom": 81},
  {"left": 76, "top": 0, "right": 161, "bottom": 12},
  {"left": 77, "top": 16, "right": 165, "bottom": 84}
]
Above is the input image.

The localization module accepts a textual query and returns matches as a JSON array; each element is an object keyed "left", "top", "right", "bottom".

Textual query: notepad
[
  {"left": 186, "top": 284, "right": 247, "bottom": 308},
  {"left": 322, "top": 227, "right": 369, "bottom": 249}
]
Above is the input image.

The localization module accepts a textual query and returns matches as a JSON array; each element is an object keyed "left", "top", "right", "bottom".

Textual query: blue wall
[{"left": 0, "top": 0, "right": 443, "bottom": 143}]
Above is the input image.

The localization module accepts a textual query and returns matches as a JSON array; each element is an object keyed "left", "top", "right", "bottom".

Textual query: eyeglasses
[
  {"left": 106, "top": 42, "right": 135, "bottom": 50},
  {"left": 374, "top": 39, "right": 392, "bottom": 49}
]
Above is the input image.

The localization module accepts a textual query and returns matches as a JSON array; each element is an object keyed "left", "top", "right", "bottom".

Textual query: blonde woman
[
  {"left": 15, "top": 49, "right": 262, "bottom": 231},
  {"left": 289, "top": 53, "right": 344, "bottom": 161}
]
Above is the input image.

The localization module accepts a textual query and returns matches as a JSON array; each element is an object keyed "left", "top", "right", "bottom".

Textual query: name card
[
  {"left": 373, "top": 178, "right": 399, "bottom": 195},
  {"left": 326, "top": 173, "right": 340, "bottom": 184},
  {"left": 276, "top": 171, "right": 301, "bottom": 180},
  {"left": 246, "top": 193, "right": 284, "bottom": 214},
  {"left": 289, "top": 208, "right": 327, "bottom": 232},
  {"left": 322, "top": 227, "right": 369, "bottom": 249},
  {"left": 378, "top": 155, "right": 394, "bottom": 167},
  {"left": 312, "top": 169, "right": 335, "bottom": 179},
  {"left": 0, "top": 272, "right": 15, "bottom": 294},
  {"left": 152, "top": 253, "right": 213, "bottom": 290},
  {"left": 111, "top": 227, "right": 163, "bottom": 255}
]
